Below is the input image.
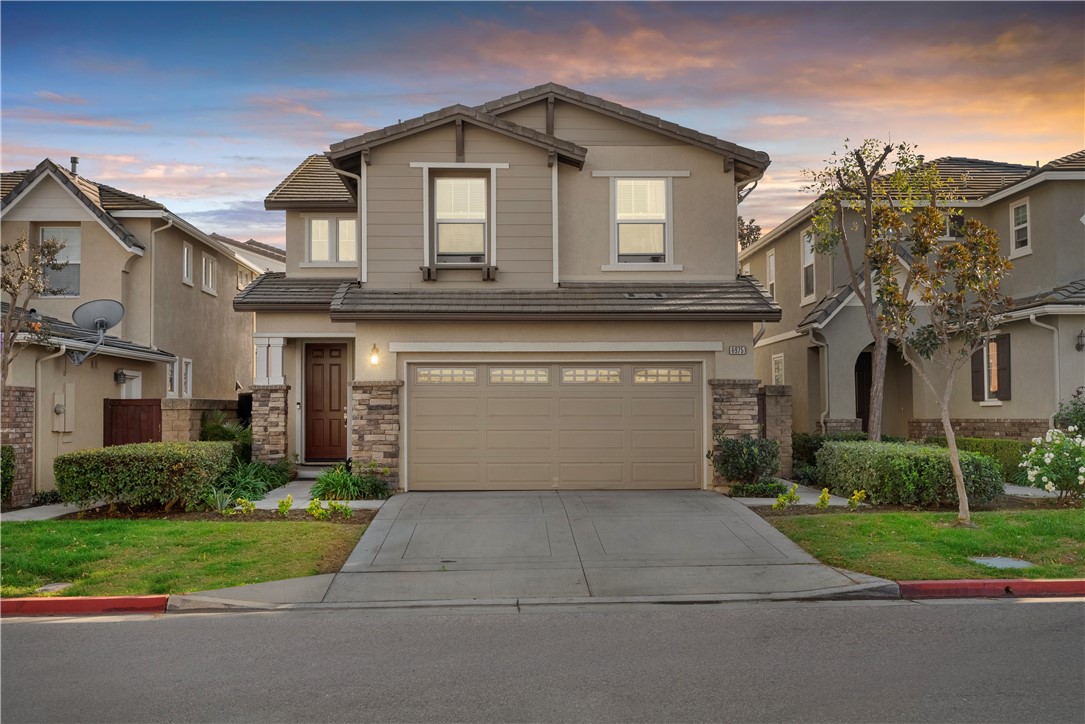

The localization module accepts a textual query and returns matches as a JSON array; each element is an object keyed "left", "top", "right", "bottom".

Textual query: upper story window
[
  {"left": 40, "top": 226, "right": 80, "bottom": 297},
  {"left": 307, "top": 217, "right": 357, "bottom": 264},
  {"left": 237, "top": 266, "right": 253, "bottom": 290},
  {"left": 767, "top": 250, "right": 776, "bottom": 299},
  {"left": 940, "top": 213, "right": 965, "bottom": 240},
  {"left": 1009, "top": 198, "right": 1030, "bottom": 258},
  {"left": 201, "top": 253, "right": 217, "bottom": 295},
  {"left": 615, "top": 178, "right": 668, "bottom": 264},
  {"left": 182, "top": 242, "right": 194, "bottom": 286},
  {"left": 801, "top": 228, "right": 816, "bottom": 305},
  {"left": 433, "top": 175, "right": 488, "bottom": 265}
]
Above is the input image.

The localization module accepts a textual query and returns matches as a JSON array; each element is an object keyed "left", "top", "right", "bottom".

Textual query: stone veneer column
[
  {"left": 2, "top": 385, "right": 35, "bottom": 506},
  {"left": 160, "top": 399, "right": 238, "bottom": 442},
  {"left": 250, "top": 384, "right": 290, "bottom": 462},
  {"left": 707, "top": 379, "right": 760, "bottom": 487},
  {"left": 351, "top": 380, "right": 403, "bottom": 490},
  {"left": 760, "top": 384, "right": 793, "bottom": 479}
]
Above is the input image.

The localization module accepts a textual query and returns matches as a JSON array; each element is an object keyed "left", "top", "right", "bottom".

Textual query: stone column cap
[{"left": 351, "top": 380, "right": 404, "bottom": 389}]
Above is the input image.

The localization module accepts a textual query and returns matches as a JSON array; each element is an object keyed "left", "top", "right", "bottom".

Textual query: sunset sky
[{"left": 2, "top": 1, "right": 1082, "bottom": 246}]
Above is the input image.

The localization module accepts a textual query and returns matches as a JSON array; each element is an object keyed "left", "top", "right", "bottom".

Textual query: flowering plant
[{"left": 1019, "top": 427, "right": 1085, "bottom": 505}]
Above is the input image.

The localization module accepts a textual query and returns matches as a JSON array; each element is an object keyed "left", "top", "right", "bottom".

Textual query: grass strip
[
  {"left": 1, "top": 520, "right": 364, "bottom": 597},
  {"left": 770, "top": 509, "right": 1085, "bottom": 581}
]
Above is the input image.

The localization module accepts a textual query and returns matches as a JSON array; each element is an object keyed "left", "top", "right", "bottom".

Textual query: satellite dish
[{"left": 67, "top": 299, "right": 125, "bottom": 366}]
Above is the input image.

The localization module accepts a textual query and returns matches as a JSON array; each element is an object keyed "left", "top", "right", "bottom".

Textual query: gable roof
[
  {"left": 1042, "top": 149, "right": 1085, "bottom": 171},
  {"left": 1, "top": 302, "right": 175, "bottom": 364},
  {"left": 1, "top": 158, "right": 148, "bottom": 252},
  {"left": 232, "top": 272, "right": 354, "bottom": 312},
  {"left": 208, "top": 233, "right": 286, "bottom": 263},
  {"left": 924, "top": 157, "right": 1035, "bottom": 200},
  {"left": 1008, "top": 277, "right": 1085, "bottom": 313},
  {"left": 264, "top": 154, "right": 355, "bottom": 210},
  {"left": 477, "top": 83, "right": 770, "bottom": 182},
  {"left": 796, "top": 283, "right": 854, "bottom": 330},
  {"left": 328, "top": 104, "right": 587, "bottom": 169}
]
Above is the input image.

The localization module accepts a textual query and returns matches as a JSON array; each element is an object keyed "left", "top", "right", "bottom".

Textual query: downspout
[
  {"left": 331, "top": 166, "right": 363, "bottom": 283},
  {"left": 149, "top": 217, "right": 174, "bottom": 349},
  {"left": 753, "top": 320, "right": 766, "bottom": 346},
  {"left": 809, "top": 329, "right": 829, "bottom": 433},
  {"left": 33, "top": 344, "right": 67, "bottom": 496},
  {"left": 1028, "top": 314, "right": 1060, "bottom": 429}
]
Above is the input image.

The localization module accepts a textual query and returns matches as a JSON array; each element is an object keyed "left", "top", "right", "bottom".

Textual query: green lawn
[
  {"left": 770, "top": 509, "right": 1085, "bottom": 581},
  {"left": 1, "top": 520, "right": 364, "bottom": 597}
]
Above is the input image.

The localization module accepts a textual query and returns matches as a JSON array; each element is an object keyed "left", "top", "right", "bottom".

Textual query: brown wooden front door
[{"left": 305, "top": 343, "right": 348, "bottom": 461}]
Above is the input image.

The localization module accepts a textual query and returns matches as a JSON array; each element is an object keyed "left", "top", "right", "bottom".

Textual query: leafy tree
[
  {"left": 804, "top": 140, "right": 947, "bottom": 440},
  {"left": 737, "top": 216, "right": 762, "bottom": 250},
  {"left": 1, "top": 232, "right": 67, "bottom": 387},
  {"left": 878, "top": 204, "right": 1012, "bottom": 525}
]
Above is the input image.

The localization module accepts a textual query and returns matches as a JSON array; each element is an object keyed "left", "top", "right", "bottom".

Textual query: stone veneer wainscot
[{"left": 351, "top": 380, "right": 403, "bottom": 489}]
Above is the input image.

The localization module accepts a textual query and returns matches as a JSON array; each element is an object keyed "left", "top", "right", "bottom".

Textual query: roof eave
[{"left": 328, "top": 310, "right": 782, "bottom": 322}]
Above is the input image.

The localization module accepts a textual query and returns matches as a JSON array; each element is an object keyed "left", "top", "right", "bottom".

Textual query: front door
[{"left": 305, "top": 343, "right": 348, "bottom": 461}]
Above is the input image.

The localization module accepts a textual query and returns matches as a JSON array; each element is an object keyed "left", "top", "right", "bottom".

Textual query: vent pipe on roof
[{"left": 70, "top": 156, "right": 79, "bottom": 174}]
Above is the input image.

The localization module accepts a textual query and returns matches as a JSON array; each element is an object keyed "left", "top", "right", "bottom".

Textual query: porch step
[{"left": 294, "top": 465, "right": 334, "bottom": 480}]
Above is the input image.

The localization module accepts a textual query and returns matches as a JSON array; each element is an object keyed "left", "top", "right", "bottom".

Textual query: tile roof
[
  {"left": 1, "top": 302, "right": 175, "bottom": 362},
  {"left": 1042, "top": 150, "right": 1085, "bottom": 171},
  {"left": 232, "top": 272, "right": 354, "bottom": 311},
  {"left": 1, "top": 159, "right": 151, "bottom": 251},
  {"left": 209, "top": 233, "right": 286, "bottom": 263},
  {"left": 264, "top": 154, "right": 354, "bottom": 210},
  {"left": 328, "top": 104, "right": 587, "bottom": 167},
  {"left": 329, "top": 280, "right": 781, "bottom": 321},
  {"left": 796, "top": 283, "right": 854, "bottom": 330},
  {"left": 924, "top": 157, "right": 1035, "bottom": 200},
  {"left": 477, "top": 82, "right": 770, "bottom": 178},
  {"left": 1009, "top": 277, "right": 1085, "bottom": 313}
]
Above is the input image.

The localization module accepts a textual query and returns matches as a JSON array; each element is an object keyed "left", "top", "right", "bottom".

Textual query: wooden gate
[{"left": 103, "top": 399, "right": 162, "bottom": 446}]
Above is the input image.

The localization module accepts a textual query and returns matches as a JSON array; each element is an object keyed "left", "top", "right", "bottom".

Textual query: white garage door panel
[{"left": 407, "top": 363, "right": 702, "bottom": 490}]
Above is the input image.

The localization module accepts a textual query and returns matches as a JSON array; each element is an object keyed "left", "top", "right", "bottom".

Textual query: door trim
[{"left": 300, "top": 340, "right": 352, "bottom": 463}]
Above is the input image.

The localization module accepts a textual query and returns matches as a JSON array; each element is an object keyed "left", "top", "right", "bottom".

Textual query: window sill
[
  {"left": 299, "top": 262, "right": 357, "bottom": 268},
  {"left": 800, "top": 296, "right": 816, "bottom": 307},
  {"left": 600, "top": 263, "right": 684, "bottom": 272},
  {"left": 979, "top": 400, "right": 1004, "bottom": 407},
  {"left": 1009, "top": 246, "right": 1032, "bottom": 260},
  {"left": 182, "top": 279, "right": 194, "bottom": 287},
  {"left": 200, "top": 287, "right": 218, "bottom": 297}
]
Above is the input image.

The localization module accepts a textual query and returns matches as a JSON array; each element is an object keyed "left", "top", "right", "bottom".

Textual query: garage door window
[
  {"left": 633, "top": 367, "right": 693, "bottom": 384},
  {"left": 416, "top": 367, "right": 477, "bottom": 384},
  {"left": 489, "top": 367, "right": 550, "bottom": 384},
  {"left": 561, "top": 367, "right": 621, "bottom": 384}
]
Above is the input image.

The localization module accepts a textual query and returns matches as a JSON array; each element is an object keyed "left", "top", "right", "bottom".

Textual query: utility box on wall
[{"left": 51, "top": 383, "right": 76, "bottom": 433}]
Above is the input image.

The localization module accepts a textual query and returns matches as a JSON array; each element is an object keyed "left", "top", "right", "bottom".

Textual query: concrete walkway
[
  {"left": 252, "top": 480, "right": 385, "bottom": 511},
  {"left": 170, "top": 490, "right": 896, "bottom": 610}
]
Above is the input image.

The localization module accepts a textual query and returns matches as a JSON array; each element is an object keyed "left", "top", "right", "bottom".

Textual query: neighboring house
[
  {"left": 0, "top": 158, "right": 280, "bottom": 504},
  {"left": 739, "top": 151, "right": 1085, "bottom": 440},
  {"left": 237, "top": 82, "right": 781, "bottom": 491}
]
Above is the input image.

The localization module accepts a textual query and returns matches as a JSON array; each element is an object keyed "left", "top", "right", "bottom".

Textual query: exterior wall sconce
[
  {"left": 369, "top": 344, "right": 381, "bottom": 366},
  {"left": 1076, "top": 329, "right": 1085, "bottom": 352},
  {"left": 113, "top": 369, "right": 129, "bottom": 384}
]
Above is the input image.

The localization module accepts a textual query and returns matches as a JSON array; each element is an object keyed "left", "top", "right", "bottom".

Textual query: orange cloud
[
  {"left": 34, "top": 90, "right": 86, "bottom": 105},
  {"left": 4, "top": 108, "right": 148, "bottom": 130}
]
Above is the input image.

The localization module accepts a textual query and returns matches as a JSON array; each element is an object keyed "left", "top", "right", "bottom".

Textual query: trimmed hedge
[
  {"left": 817, "top": 441, "right": 1004, "bottom": 507},
  {"left": 54, "top": 441, "right": 233, "bottom": 510},
  {"left": 925, "top": 436, "right": 1029, "bottom": 486},
  {"left": 710, "top": 434, "right": 780, "bottom": 486},
  {"left": 793, "top": 431, "right": 869, "bottom": 468},
  {"left": 1, "top": 444, "right": 14, "bottom": 502}
]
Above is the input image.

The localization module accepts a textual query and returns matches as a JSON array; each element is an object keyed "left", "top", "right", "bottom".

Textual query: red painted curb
[
  {"left": 0, "top": 595, "right": 169, "bottom": 617},
  {"left": 899, "top": 579, "right": 1085, "bottom": 599}
]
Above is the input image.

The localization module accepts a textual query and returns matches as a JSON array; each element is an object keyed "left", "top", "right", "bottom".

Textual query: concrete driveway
[{"left": 322, "top": 490, "right": 888, "bottom": 603}]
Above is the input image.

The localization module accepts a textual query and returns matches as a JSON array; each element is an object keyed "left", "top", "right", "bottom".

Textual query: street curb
[
  {"left": 0, "top": 595, "right": 169, "bottom": 617},
  {"left": 898, "top": 579, "right": 1085, "bottom": 599}
]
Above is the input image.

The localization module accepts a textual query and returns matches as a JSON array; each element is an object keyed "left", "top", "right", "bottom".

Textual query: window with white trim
[
  {"left": 801, "top": 228, "right": 816, "bottom": 305},
  {"left": 181, "top": 358, "right": 193, "bottom": 398},
  {"left": 1010, "top": 199, "right": 1030, "bottom": 255},
  {"left": 201, "top": 253, "right": 217, "bottom": 295},
  {"left": 166, "top": 360, "right": 178, "bottom": 398},
  {"left": 237, "top": 266, "right": 253, "bottom": 290},
  {"left": 433, "top": 175, "right": 488, "bottom": 265},
  {"left": 182, "top": 241, "right": 194, "bottom": 285},
  {"left": 771, "top": 353, "right": 785, "bottom": 385},
  {"left": 307, "top": 217, "right": 357, "bottom": 263},
  {"left": 767, "top": 250, "right": 776, "bottom": 299},
  {"left": 614, "top": 178, "right": 669, "bottom": 263},
  {"left": 40, "top": 226, "right": 80, "bottom": 297},
  {"left": 972, "top": 335, "right": 1010, "bottom": 402}
]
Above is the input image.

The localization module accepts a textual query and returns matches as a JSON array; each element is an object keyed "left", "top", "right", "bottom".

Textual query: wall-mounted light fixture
[
  {"left": 1076, "top": 329, "right": 1085, "bottom": 352},
  {"left": 369, "top": 344, "right": 381, "bottom": 366},
  {"left": 113, "top": 369, "right": 129, "bottom": 384}
]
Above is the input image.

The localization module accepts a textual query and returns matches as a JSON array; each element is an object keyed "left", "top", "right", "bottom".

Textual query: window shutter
[
  {"left": 970, "top": 348, "right": 984, "bottom": 401},
  {"left": 995, "top": 334, "right": 1011, "bottom": 400}
]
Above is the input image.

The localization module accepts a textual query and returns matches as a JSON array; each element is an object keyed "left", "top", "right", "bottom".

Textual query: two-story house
[
  {"left": 1, "top": 157, "right": 282, "bottom": 504},
  {"left": 739, "top": 151, "right": 1085, "bottom": 440},
  {"left": 236, "top": 83, "right": 781, "bottom": 491}
]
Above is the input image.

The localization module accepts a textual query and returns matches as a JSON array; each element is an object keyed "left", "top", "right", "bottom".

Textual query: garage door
[{"left": 406, "top": 363, "right": 702, "bottom": 490}]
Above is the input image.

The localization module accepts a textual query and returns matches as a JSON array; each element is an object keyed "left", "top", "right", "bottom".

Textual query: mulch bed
[
  {"left": 752, "top": 495, "right": 1071, "bottom": 518},
  {"left": 56, "top": 505, "right": 377, "bottom": 525}
]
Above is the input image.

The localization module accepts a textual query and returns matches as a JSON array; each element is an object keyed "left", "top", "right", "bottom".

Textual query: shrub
[
  {"left": 729, "top": 480, "right": 788, "bottom": 498},
  {"left": 792, "top": 462, "right": 818, "bottom": 486},
  {"left": 1054, "top": 387, "right": 1085, "bottom": 432},
  {"left": 925, "top": 436, "right": 1030, "bottom": 486},
  {"left": 1019, "top": 427, "right": 1085, "bottom": 505},
  {"left": 815, "top": 488, "right": 831, "bottom": 509},
  {"left": 1, "top": 444, "right": 14, "bottom": 502},
  {"left": 792, "top": 431, "right": 868, "bottom": 469},
  {"left": 709, "top": 434, "right": 780, "bottom": 486},
  {"left": 218, "top": 459, "right": 292, "bottom": 500},
  {"left": 771, "top": 484, "right": 801, "bottom": 510},
  {"left": 277, "top": 494, "right": 293, "bottom": 517},
  {"left": 307, "top": 497, "right": 330, "bottom": 521},
  {"left": 200, "top": 410, "right": 252, "bottom": 463},
  {"left": 816, "top": 441, "right": 1003, "bottom": 508},
  {"left": 31, "top": 490, "right": 62, "bottom": 506},
  {"left": 54, "top": 441, "right": 233, "bottom": 511},
  {"left": 310, "top": 461, "right": 391, "bottom": 501}
]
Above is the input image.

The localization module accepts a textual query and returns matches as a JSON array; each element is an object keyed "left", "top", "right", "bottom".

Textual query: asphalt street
[{"left": 2, "top": 598, "right": 1083, "bottom": 723}]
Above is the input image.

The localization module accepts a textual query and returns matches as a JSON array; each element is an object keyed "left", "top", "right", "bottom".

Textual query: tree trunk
[
  {"left": 941, "top": 409, "right": 971, "bottom": 525},
  {"left": 867, "top": 333, "right": 889, "bottom": 440}
]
